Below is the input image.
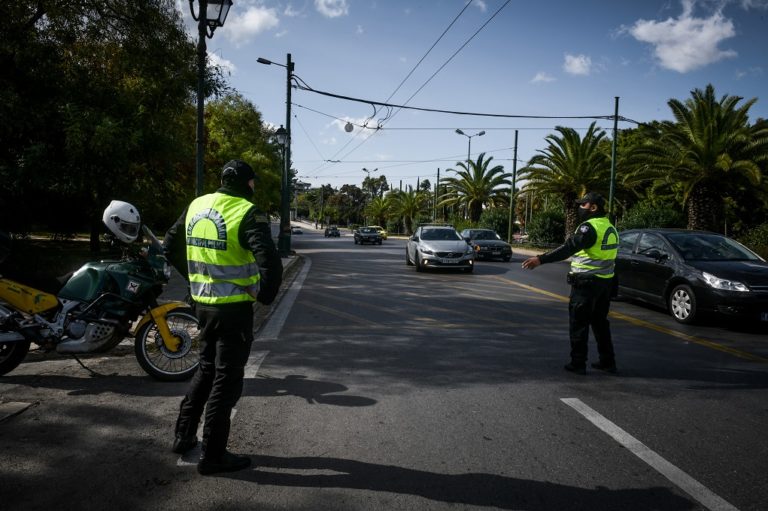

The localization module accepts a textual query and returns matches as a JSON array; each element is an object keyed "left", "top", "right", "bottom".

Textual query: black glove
[{"left": 257, "top": 289, "right": 277, "bottom": 305}]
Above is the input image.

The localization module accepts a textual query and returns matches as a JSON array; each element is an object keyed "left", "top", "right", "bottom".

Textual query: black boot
[
  {"left": 197, "top": 451, "right": 251, "bottom": 475},
  {"left": 172, "top": 435, "right": 199, "bottom": 454},
  {"left": 591, "top": 361, "right": 617, "bottom": 373},
  {"left": 564, "top": 362, "right": 587, "bottom": 375}
]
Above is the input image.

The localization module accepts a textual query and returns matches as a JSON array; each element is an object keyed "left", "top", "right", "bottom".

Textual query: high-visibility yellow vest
[
  {"left": 185, "top": 193, "right": 261, "bottom": 304},
  {"left": 570, "top": 216, "right": 619, "bottom": 279}
]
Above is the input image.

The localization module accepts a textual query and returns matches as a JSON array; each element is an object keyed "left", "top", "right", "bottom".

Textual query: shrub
[
  {"left": 479, "top": 207, "right": 517, "bottom": 241},
  {"left": 737, "top": 223, "right": 768, "bottom": 259},
  {"left": 527, "top": 210, "right": 565, "bottom": 245},
  {"left": 617, "top": 202, "right": 685, "bottom": 230}
]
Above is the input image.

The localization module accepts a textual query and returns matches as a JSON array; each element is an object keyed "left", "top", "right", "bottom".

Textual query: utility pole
[
  {"left": 609, "top": 96, "right": 619, "bottom": 222},
  {"left": 507, "top": 130, "right": 518, "bottom": 242},
  {"left": 434, "top": 168, "right": 440, "bottom": 221}
]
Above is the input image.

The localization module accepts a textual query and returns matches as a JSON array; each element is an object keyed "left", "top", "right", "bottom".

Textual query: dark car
[
  {"left": 460, "top": 229, "right": 513, "bottom": 262},
  {"left": 354, "top": 227, "right": 382, "bottom": 245},
  {"left": 615, "top": 228, "right": 768, "bottom": 324},
  {"left": 324, "top": 226, "right": 340, "bottom": 237}
]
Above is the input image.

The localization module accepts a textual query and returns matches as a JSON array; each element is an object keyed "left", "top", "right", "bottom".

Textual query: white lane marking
[
  {"left": 257, "top": 257, "right": 311, "bottom": 341},
  {"left": 244, "top": 350, "right": 268, "bottom": 379},
  {"left": 561, "top": 398, "right": 739, "bottom": 511}
]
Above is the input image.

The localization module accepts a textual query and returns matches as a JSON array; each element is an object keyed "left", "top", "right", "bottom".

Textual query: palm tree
[
  {"left": 517, "top": 122, "right": 611, "bottom": 237},
  {"left": 439, "top": 153, "right": 510, "bottom": 223},
  {"left": 629, "top": 84, "right": 768, "bottom": 231},
  {"left": 365, "top": 196, "right": 392, "bottom": 227},
  {"left": 391, "top": 187, "right": 429, "bottom": 235}
]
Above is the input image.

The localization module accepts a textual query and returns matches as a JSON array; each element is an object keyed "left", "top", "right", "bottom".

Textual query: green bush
[
  {"left": 617, "top": 202, "right": 685, "bottom": 230},
  {"left": 479, "top": 207, "right": 517, "bottom": 241},
  {"left": 737, "top": 223, "right": 768, "bottom": 259},
  {"left": 527, "top": 210, "right": 565, "bottom": 245}
]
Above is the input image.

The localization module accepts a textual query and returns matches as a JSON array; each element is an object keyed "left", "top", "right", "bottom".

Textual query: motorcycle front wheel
[
  {"left": 0, "top": 339, "right": 30, "bottom": 376},
  {"left": 134, "top": 308, "right": 199, "bottom": 381}
]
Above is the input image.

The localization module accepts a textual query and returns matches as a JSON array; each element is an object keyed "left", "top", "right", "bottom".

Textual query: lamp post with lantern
[{"left": 188, "top": 0, "right": 232, "bottom": 197}]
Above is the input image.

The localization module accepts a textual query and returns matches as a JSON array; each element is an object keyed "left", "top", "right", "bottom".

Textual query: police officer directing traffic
[
  {"left": 164, "top": 159, "right": 282, "bottom": 475},
  {"left": 521, "top": 192, "right": 619, "bottom": 375}
]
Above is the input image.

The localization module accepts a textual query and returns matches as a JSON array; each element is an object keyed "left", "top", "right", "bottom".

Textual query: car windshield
[
  {"left": 666, "top": 233, "right": 760, "bottom": 261},
  {"left": 421, "top": 228, "right": 462, "bottom": 241},
  {"left": 472, "top": 231, "right": 500, "bottom": 240},
  {"left": 360, "top": 227, "right": 376, "bottom": 233}
]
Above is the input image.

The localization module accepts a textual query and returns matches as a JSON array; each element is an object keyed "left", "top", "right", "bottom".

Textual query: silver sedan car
[{"left": 406, "top": 225, "right": 475, "bottom": 273}]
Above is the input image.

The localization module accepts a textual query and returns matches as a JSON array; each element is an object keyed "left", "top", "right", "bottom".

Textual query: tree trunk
[
  {"left": 686, "top": 183, "right": 721, "bottom": 231},
  {"left": 563, "top": 192, "right": 579, "bottom": 239},
  {"left": 89, "top": 217, "right": 101, "bottom": 253}
]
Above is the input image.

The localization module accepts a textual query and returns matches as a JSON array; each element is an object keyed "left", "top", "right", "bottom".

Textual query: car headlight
[
  {"left": 701, "top": 271, "right": 749, "bottom": 292},
  {"left": 465, "top": 246, "right": 474, "bottom": 255},
  {"left": 421, "top": 248, "right": 434, "bottom": 255}
]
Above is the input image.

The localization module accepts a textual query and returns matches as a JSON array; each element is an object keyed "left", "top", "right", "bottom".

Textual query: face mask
[{"left": 577, "top": 207, "right": 592, "bottom": 221}]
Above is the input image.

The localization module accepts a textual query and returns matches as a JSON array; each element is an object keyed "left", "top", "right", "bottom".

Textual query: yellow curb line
[{"left": 494, "top": 275, "right": 768, "bottom": 364}]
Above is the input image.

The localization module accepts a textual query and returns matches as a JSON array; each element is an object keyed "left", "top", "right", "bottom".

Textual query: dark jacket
[{"left": 164, "top": 185, "right": 283, "bottom": 305}]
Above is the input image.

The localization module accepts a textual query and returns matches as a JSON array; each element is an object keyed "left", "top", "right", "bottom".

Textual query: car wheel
[
  {"left": 502, "top": 255, "right": 511, "bottom": 262},
  {"left": 415, "top": 252, "right": 424, "bottom": 272},
  {"left": 354, "top": 238, "right": 358, "bottom": 244},
  {"left": 669, "top": 284, "right": 697, "bottom": 324},
  {"left": 406, "top": 248, "right": 413, "bottom": 266}
]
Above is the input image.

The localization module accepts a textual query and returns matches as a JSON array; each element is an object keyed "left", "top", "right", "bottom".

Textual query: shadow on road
[{"left": 223, "top": 455, "right": 696, "bottom": 510}]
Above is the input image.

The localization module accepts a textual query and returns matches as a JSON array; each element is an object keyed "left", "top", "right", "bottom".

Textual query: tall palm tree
[
  {"left": 365, "top": 196, "right": 392, "bottom": 227},
  {"left": 391, "top": 187, "right": 428, "bottom": 235},
  {"left": 629, "top": 84, "right": 768, "bottom": 231},
  {"left": 439, "top": 153, "right": 510, "bottom": 223},
  {"left": 517, "top": 122, "right": 611, "bottom": 236}
]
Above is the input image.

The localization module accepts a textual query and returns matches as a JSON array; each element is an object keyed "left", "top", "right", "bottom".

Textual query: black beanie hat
[{"left": 221, "top": 160, "right": 256, "bottom": 187}]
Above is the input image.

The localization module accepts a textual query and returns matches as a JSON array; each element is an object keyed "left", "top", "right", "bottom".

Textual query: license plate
[
  {"left": 761, "top": 312, "right": 768, "bottom": 322},
  {"left": 492, "top": 251, "right": 501, "bottom": 256},
  {"left": 439, "top": 257, "right": 459, "bottom": 264}
]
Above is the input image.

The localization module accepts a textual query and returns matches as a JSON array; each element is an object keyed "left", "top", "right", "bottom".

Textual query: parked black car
[
  {"left": 354, "top": 227, "right": 382, "bottom": 245},
  {"left": 460, "top": 228, "right": 513, "bottom": 262},
  {"left": 615, "top": 228, "right": 768, "bottom": 324},
  {"left": 324, "top": 226, "right": 340, "bottom": 237}
]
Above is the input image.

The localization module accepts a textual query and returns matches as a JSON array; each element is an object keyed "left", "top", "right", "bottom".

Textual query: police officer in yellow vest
[
  {"left": 164, "top": 160, "right": 282, "bottom": 474},
  {"left": 522, "top": 192, "right": 619, "bottom": 375}
]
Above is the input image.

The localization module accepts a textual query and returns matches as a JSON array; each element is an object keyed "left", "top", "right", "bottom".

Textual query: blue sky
[{"left": 179, "top": 0, "right": 768, "bottom": 191}]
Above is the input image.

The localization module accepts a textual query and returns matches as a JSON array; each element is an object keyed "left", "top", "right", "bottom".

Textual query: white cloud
[
  {"left": 735, "top": 66, "right": 764, "bottom": 79},
  {"left": 223, "top": 6, "right": 279, "bottom": 46},
  {"left": 356, "top": 25, "right": 364, "bottom": 35},
  {"left": 563, "top": 54, "right": 592, "bottom": 75},
  {"left": 284, "top": 4, "right": 303, "bottom": 17},
  {"left": 627, "top": 0, "right": 736, "bottom": 73},
  {"left": 315, "top": 0, "right": 349, "bottom": 18},
  {"left": 208, "top": 52, "right": 236, "bottom": 74},
  {"left": 530, "top": 72, "right": 555, "bottom": 83},
  {"left": 275, "top": 30, "right": 289, "bottom": 38},
  {"left": 473, "top": 0, "right": 488, "bottom": 12}
]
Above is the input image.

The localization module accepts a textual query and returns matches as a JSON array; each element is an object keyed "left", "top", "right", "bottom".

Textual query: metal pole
[
  {"left": 434, "top": 168, "right": 440, "bottom": 221},
  {"left": 507, "top": 130, "right": 518, "bottom": 242},
  {"left": 195, "top": 0, "right": 208, "bottom": 197},
  {"left": 609, "top": 96, "right": 619, "bottom": 221},
  {"left": 278, "top": 53, "right": 294, "bottom": 255}
]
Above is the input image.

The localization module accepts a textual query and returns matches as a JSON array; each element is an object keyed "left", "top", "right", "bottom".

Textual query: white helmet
[{"left": 102, "top": 200, "right": 141, "bottom": 243}]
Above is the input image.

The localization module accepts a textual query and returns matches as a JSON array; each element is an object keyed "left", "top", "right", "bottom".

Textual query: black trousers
[
  {"left": 175, "top": 301, "right": 253, "bottom": 459},
  {"left": 568, "top": 276, "right": 615, "bottom": 366}
]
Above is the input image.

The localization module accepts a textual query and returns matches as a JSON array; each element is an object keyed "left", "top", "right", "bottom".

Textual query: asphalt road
[{"left": 1, "top": 224, "right": 767, "bottom": 510}]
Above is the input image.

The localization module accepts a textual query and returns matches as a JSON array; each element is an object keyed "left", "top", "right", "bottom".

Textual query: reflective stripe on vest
[
  {"left": 570, "top": 216, "right": 619, "bottom": 279},
  {"left": 185, "top": 193, "right": 261, "bottom": 304}
]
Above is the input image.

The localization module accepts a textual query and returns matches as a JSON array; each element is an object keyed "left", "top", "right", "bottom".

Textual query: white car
[{"left": 406, "top": 225, "right": 475, "bottom": 273}]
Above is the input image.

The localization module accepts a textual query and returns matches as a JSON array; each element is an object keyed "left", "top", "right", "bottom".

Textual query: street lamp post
[
  {"left": 189, "top": 0, "right": 232, "bottom": 197},
  {"left": 274, "top": 125, "right": 291, "bottom": 256},
  {"left": 258, "top": 54, "right": 294, "bottom": 256},
  {"left": 455, "top": 129, "right": 485, "bottom": 171}
]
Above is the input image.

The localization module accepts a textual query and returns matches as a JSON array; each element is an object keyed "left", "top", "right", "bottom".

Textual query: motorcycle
[{"left": 0, "top": 208, "right": 199, "bottom": 381}]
